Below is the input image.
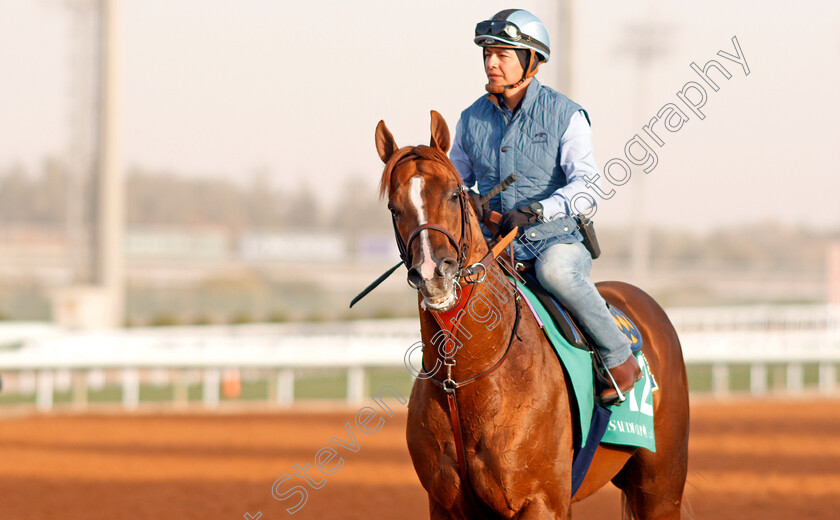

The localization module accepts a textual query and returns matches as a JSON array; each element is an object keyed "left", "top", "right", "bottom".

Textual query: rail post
[
  {"left": 712, "top": 363, "right": 729, "bottom": 397},
  {"left": 786, "top": 363, "right": 803, "bottom": 393},
  {"left": 819, "top": 362, "right": 836, "bottom": 394},
  {"left": 73, "top": 370, "right": 89, "bottom": 410},
  {"left": 122, "top": 368, "right": 140, "bottom": 410},
  {"left": 276, "top": 369, "right": 294, "bottom": 407},
  {"left": 36, "top": 370, "right": 54, "bottom": 412},
  {"left": 347, "top": 366, "right": 365, "bottom": 405},
  {"left": 750, "top": 364, "right": 767, "bottom": 396},
  {"left": 203, "top": 368, "right": 220, "bottom": 409}
]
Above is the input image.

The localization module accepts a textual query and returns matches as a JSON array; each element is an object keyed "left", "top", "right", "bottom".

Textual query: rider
[{"left": 449, "top": 8, "right": 640, "bottom": 403}]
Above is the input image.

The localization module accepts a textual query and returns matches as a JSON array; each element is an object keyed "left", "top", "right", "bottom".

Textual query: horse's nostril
[
  {"left": 436, "top": 258, "right": 458, "bottom": 277},
  {"left": 407, "top": 268, "right": 424, "bottom": 288}
]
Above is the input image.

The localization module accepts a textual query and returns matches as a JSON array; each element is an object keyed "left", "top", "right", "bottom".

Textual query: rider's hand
[
  {"left": 498, "top": 205, "right": 539, "bottom": 237},
  {"left": 466, "top": 191, "right": 489, "bottom": 221}
]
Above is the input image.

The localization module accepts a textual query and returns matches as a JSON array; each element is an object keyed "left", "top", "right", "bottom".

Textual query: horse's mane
[{"left": 378, "top": 145, "right": 463, "bottom": 199}]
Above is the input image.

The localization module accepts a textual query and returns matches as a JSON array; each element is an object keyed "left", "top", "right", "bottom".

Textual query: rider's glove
[
  {"left": 498, "top": 205, "right": 540, "bottom": 237},
  {"left": 466, "top": 191, "right": 490, "bottom": 221}
]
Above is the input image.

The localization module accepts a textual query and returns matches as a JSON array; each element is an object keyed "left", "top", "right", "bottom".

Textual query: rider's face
[{"left": 484, "top": 47, "right": 523, "bottom": 87}]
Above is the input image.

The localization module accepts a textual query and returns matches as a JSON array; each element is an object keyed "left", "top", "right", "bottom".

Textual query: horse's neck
[{"left": 419, "top": 260, "right": 520, "bottom": 380}]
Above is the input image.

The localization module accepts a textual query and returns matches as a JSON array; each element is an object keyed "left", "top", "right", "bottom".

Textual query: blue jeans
[{"left": 534, "top": 241, "right": 632, "bottom": 369}]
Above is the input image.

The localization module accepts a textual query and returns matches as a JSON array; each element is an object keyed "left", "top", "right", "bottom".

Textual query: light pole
[
  {"left": 66, "top": 0, "right": 97, "bottom": 286},
  {"left": 95, "top": 0, "right": 124, "bottom": 328},
  {"left": 617, "top": 17, "right": 672, "bottom": 286},
  {"left": 60, "top": 0, "right": 124, "bottom": 329},
  {"left": 553, "top": 0, "right": 575, "bottom": 97}
]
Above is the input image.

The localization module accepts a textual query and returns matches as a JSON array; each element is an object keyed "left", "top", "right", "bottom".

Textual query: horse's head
[{"left": 375, "top": 111, "right": 477, "bottom": 312}]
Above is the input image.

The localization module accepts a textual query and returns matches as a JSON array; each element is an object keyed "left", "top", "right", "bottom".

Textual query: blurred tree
[
  {"left": 245, "top": 168, "right": 285, "bottom": 228},
  {"left": 0, "top": 160, "right": 68, "bottom": 225},
  {"left": 328, "top": 174, "right": 390, "bottom": 234},
  {"left": 283, "top": 182, "right": 322, "bottom": 229},
  {"left": 0, "top": 163, "right": 832, "bottom": 283},
  {"left": 127, "top": 168, "right": 245, "bottom": 228}
]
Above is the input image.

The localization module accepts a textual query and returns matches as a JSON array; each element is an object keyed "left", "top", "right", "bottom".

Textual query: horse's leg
[
  {"left": 611, "top": 386, "right": 688, "bottom": 519},
  {"left": 428, "top": 498, "right": 457, "bottom": 520},
  {"left": 595, "top": 281, "right": 690, "bottom": 520},
  {"left": 571, "top": 444, "right": 635, "bottom": 501},
  {"left": 512, "top": 497, "right": 570, "bottom": 520},
  {"left": 613, "top": 450, "right": 686, "bottom": 519}
]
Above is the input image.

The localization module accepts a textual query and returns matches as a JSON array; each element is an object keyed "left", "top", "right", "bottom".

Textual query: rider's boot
[{"left": 599, "top": 354, "right": 641, "bottom": 404}]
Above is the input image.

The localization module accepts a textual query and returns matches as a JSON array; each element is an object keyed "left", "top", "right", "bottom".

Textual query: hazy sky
[{"left": 1, "top": 0, "right": 839, "bottom": 232}]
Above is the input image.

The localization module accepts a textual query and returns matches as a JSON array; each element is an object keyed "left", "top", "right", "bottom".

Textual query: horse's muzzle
[{"left": 408, "top": 256, "right": 460, "bottom": 311}]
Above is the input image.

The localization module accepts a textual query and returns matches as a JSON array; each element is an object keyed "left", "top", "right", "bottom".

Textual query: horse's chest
[
  {"left": 418, "top": 404, "right": 564, "bottom": 509},
  {"left": 407, "top": 356, "right": 571, "bottom": 512}
]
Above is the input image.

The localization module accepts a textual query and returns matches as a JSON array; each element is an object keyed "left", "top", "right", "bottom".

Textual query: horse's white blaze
[{"left": 409, "top": 176, "right": 436, "bottom": 280}]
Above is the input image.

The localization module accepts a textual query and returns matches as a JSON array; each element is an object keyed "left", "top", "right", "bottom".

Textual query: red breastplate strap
[{"left": 421, "top": 233, "right": 521, "bottom": 511}]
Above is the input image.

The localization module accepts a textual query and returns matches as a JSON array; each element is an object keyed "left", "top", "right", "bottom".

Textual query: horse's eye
[
  {"left": 388, "top": 204, "right": 401, "bottom": 217},
  {"left": 450, "top": 191, "right": 460, "bottom": 200}
]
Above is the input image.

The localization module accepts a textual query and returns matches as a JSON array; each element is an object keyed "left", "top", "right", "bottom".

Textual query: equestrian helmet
[{"left": 474, "top": 9, "right": 551, "bottom": 63}]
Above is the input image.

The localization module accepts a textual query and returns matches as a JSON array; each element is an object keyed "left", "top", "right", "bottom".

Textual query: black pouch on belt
[{"left": 575, "top": 214, "right": 601, "bottom": 259}]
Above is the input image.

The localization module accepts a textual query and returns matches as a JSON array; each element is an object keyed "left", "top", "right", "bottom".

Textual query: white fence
[
  {"left": 670, "top": 304, "right": 840, "bottom": 397},
  {"left": 0, "top": 320, "right": 418, "bottom": 411},
  {"left": 1, "top": 305, "right": 839, "bottom": 412}
]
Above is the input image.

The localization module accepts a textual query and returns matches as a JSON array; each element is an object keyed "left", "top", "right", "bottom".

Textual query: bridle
[
  {"left": 389, "top": 152, "right": 487, "bottom": 287},
  {"left": 390, "top": 150, "right": 523, "bottom": 512},
  {"left": 387, "top": 150, "right": 520, "bottom": 353},
  {"left": 347, "top": 149, "right": 490, "bottom": 310}
]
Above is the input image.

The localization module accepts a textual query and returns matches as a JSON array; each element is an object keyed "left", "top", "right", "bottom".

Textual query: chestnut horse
[{"left": 375, "top": 111, "right": 689, "bottom": 519}]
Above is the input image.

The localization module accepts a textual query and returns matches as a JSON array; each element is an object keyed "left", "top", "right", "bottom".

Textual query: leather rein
[{"left": 392, "top": 151, "right": 523, "bottom": 511}]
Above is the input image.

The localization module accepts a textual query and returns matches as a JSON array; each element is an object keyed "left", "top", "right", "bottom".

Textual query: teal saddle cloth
[{"left": 513, "top": 277, "right": 658, "bottom": 495}]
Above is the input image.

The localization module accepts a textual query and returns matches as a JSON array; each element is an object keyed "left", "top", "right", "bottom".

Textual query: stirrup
[{"left": 600, "top": 369, "right": 628, "bottom": 405}]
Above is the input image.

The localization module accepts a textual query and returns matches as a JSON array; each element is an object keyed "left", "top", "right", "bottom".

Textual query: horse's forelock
[{"left": 378, "top": 145, "right": 462, "bottom": 200}]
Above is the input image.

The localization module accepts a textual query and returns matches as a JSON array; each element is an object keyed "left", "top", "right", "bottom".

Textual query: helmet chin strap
[
  {"left": 484, "top": 49, "right": 540, "bottom": 95},
  {"left": 485, "top": 78, "right": 524, "bottom": 94}
]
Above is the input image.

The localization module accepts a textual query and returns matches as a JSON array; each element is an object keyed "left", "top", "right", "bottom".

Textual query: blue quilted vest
[{"left": 459, "top": 78, "right": 585, "bottom": 260}]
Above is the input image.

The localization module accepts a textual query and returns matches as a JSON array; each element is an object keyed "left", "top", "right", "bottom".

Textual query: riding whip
[{"left": 479, "top": 173, "right": 518, "bottom": 205}]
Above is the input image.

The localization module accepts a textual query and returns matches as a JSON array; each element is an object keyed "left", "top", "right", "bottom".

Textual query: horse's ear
[
  {"left": 375, "top": 120, "right": 398, "bottom": 164},
  {"left": 429, "top": 110, "right": 450, "bottom": 153}
]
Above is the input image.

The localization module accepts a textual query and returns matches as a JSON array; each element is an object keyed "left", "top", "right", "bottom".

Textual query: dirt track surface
[{"left": 1, "top": 398, "right": 839, "bottom": 520}]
